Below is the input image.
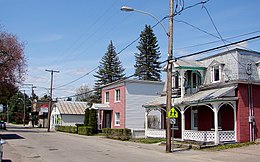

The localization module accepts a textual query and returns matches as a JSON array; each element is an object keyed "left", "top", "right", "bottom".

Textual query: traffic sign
[
  {"left": 168, "top": 107, "right": 178, "bottom": 118},
  {"left": 170, "top": 118, "right": 176, "bottom": 124}
]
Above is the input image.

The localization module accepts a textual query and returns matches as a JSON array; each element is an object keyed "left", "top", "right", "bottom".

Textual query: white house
[
  {"left": 50, "top": 101, "right": 88, "bottom": 128},
  {"left": 92, "top": 79, "right": 164, "bottom": 138}
]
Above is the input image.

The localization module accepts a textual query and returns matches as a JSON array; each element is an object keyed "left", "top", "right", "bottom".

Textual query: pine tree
[
  {"left": 135, "top": 25, "right": 161, "bottom": 81},
  {"left": 93, "top": 41, "right": 125, "bottom": 102}
]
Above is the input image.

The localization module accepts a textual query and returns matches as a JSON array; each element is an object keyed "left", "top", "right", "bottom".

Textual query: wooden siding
[{"left": 125, "top": 82, "right": 164, "bottom": 130}]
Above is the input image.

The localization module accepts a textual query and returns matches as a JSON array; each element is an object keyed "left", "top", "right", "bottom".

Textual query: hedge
[
  {"left": 78, "top": 126, "right": 93, "bottom": 136},
  {"left": 102, "top": 128, "right": 131, "bottom": 140},
  {"left": 55, "top": 125, "right": 77, "bottom": 134}
]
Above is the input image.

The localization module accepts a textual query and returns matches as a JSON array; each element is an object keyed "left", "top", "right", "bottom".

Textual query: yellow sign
[{"left": 168, "top": 107, "right": 178, "bottom": 118}]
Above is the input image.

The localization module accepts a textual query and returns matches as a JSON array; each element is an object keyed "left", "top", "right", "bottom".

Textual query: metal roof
[
  {"left": 143, "top": 85, "right": 237, "bottom": 108},
  {"left": 54, "top": 101, "right": 88, "bottom": 115}
]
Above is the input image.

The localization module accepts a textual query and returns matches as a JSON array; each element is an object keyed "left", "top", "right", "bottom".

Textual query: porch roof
[
  {"left": 91, "top": 103, "right": 112, "bottom": 110},
  {"left": 143, "top": 85, "right": 237, "bottom": 108}
]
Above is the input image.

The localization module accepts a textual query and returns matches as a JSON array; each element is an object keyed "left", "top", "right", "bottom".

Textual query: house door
[
  {"left": 103, "top": 111, "right": 111, "bottom": 128},
  {"left": 191, "top": 109, "right": 198, "bottom": 130}
]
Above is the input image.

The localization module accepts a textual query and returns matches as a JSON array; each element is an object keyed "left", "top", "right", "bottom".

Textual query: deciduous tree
[{"left": 0, "top": 28, "right": 27, "bottom": 104}]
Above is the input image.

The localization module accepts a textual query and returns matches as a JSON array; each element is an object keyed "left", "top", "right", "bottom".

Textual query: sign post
[{"left": 168, "top": 107, "right": 178, "bottom": 151}]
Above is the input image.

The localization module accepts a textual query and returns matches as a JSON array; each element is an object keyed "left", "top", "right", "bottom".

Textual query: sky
[{"left": 1, "top": 0, "right": 260, "bottom": 99}]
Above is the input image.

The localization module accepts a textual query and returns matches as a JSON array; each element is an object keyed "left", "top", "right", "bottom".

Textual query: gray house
[{"left": 50, "top": 101, "right": 88, "bottom": 128}]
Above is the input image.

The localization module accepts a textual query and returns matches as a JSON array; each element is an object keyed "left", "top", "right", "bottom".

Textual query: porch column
[
  {"left": 233, "top": 101, "right": 237, "bottom": 142},
  {"left": 213, "top": 103, "right": 220, "bottom": 145},
  {"left": 180, "top": 106, "right": 185, "bottom": 141},
  {"left": 145, "top": 110, "right": 148, "bottom": 138},
  {"left": 179, "top": 70, "right": 185, "bottom": 98},
  {"left": 97, "top": 110, "right": 101, "bottom": 130}
]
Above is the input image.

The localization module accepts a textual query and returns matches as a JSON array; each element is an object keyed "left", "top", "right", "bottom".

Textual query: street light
[
  {"left": 121, "top": 1, "right": 174, "bottom": 153},
  {"left": 120, "top": 6, "right": 169, "bottom": 36}
]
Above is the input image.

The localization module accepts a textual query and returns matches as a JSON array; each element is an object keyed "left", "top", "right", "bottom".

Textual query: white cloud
[{"left": 31, "top": 34, "right": 63, "bottom": 43}]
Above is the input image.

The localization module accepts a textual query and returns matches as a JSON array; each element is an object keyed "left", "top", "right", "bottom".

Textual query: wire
[
  {"left": 174, "top": 18, "right": 254, "bottom": 51},
  {"left": 175, "top": 30, "right": 260, "bottom": 51},
  {"left": 52, "top": 0, "right": 211, "bottom": 90},
  {"left": 177, "top": 35, "right": 260, "bottom": 59},
  {"left": 57, "top": 73, "right": 136, "bottom": 100}
]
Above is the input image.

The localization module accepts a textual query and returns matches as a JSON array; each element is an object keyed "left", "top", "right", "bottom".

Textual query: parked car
[
  {"left": 0, "top": 138, "right": 5, "bottom": 160},
  {"left": 0, "top": 121, "right": 6, "bottom": 130}
]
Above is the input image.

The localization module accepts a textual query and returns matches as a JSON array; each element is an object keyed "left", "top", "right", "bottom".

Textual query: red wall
[
  {"left": 219, "top": 105, "right": 234, "bottom": 130},
  {"left": 174, "top": 109, "right": 182, "bottom": 138},
  {"left": 237, "top": 84, "right": 250, "bottom": 142},
  {"left": 198, "top": 106, "right": 213, "bottom": 131},
  {"left": 185, "top": 108, "right": 191, "bottom": 130},
  {"left": 252, "top": 84, "right": 260, "bottom": 139},
  {"left": 102, "top": 85, "right": 126, "bottom": 129}
]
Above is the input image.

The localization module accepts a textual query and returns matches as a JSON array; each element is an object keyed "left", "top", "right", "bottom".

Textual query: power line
[
  {"left": 174, "top": 18, "right": 254, "bottom": 51},
  {"left": 177, "top": 35, "right": 260, "bottom": 59},
  {"left": 175, "top": 30, "right": 260, "bottom": 51},
  {"left": 57, "top": 73, "right": 136, "bottom": 100},
  {"left": 52, "top": 0, "right": 210, "bottom": 90},
  {"left": 202, "top": 4, "right": 245, "bottom": 67}
]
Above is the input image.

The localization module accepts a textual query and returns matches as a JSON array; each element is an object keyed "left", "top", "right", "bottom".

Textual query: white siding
[
  {"left": 201, "top": 49, "right": 260, "bottom": 84},
  {"left": 125, "top": 82, "right": 164, "bottom": 130},
  {"left": 201, "top": 50, "right": 239, "bottom": 84},
  {"left": 61, "top": 115, "right": 85, "bottom": 126}
]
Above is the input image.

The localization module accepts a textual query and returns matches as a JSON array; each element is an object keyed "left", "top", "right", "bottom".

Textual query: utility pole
[
  {"left": 23, "top": 90, "right": 26, "bottom": 126},
  {"left": 46, "top": 69, "right": 59, "bottom": 132},
  {"left": 166, "top": 0, "right": 174, "bottom": 152}
]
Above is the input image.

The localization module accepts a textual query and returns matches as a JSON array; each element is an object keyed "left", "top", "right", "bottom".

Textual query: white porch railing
[
  {"left": 183, "top": 130, "right": 235, "bottom": 142},
  {"left": 219, "top": 131, "right": 236, "bottom": 142},
  {"left": 146, "top": 129, "right": 166, "bottom": 138}
]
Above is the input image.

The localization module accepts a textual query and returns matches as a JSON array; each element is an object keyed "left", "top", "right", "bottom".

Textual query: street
[{"left": 1, "top": 124, "right": 260, "bottom": 162}]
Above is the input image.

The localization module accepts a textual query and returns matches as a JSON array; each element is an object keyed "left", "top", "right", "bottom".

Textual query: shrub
[
  {"left": 84, "top": 109, "right": 90, "bottom": 126},
  {"left": 78, "top": 126, "right": 93, "bottom": 136},
  {"left": 102, "top": 128, "right": 131, "bottom": 141},
  {"left": 55, "top": 125, "right": 77, "bottom": 134}
]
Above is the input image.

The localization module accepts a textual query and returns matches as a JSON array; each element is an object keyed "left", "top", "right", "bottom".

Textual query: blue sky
[{"left": 1, "top": 0, "right": 260, "bottom": 99}]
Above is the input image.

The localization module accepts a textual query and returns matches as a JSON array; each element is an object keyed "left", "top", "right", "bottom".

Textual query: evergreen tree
[
  {"left": 93, "top": 41, "right": 125, "bottom": 102},
  {"left": 135, "top": 25, "right": 161, "bottom": 81}
]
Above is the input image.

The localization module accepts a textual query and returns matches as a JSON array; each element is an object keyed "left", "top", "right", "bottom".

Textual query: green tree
[
  {"left": 135, "top": 25, "right": 161, "bottom": 81},
  {"left": 7, "top": 91, "right": 31, "bottom": 124},
  {"left": 93, "top": 41, "right": 125, "bottom": 102}
]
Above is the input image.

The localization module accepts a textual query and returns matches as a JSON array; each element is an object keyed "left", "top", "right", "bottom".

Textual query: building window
[
  {"left": 211, "top": 65, "right": 221, "bottom": 82},
  {"left": 115, "top": 112, "right": 120, "bottom": 126},
  {"left": 115, "top": 89, "right": 120, "bottom": 102},
  {"left": 105, "top": 92, "right": 109, "bottom": 103}
]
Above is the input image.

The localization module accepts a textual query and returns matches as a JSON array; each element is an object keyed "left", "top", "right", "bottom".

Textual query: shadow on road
[
  {"left": 0, "top": 134, "right": 24, "bottom": 140},
  {"left": 2, "top": 160, "right": 12, "bottom": 162}
]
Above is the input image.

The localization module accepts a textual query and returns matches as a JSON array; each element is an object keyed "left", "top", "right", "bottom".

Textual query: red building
[{"left": 144, "top": 48, "right": 260, "bottom": 144}]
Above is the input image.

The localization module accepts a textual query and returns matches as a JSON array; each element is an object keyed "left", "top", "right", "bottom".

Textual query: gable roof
[
  {"left": 198, "top": 48, "right": 260, "bottom": 61},
  {"left": 101, "top": 79, "right": 164, "bottom": 90},
  {"left": 53, "top": 101, "right": 88, "bottom": 115}
]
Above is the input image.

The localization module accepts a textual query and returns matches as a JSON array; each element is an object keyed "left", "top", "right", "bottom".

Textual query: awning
[
  {"left": 91, "top": 103, "right": 112, "bottom": 111},
  {"left": 143, "top": 85, "right": 237, "bottom": 108}
]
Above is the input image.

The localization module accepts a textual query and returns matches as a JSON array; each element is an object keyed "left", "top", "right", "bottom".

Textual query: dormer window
[{"left": 211, "top": 64, "right": 223, "bottom": 82}]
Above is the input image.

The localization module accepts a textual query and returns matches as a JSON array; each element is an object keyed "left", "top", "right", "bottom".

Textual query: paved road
[{"left": 1, "top": 124, "right": 260, "bottom": 162}]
